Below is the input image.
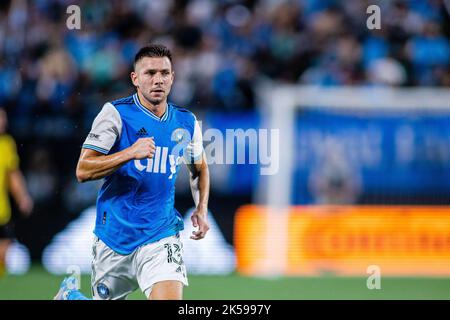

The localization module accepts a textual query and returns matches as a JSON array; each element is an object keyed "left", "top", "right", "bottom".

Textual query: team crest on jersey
[
  {"left": 97, "top": 283, "right": 110, "bottom": 299},
  {"left": 172, "top": 128, "right": 188, "bottom": 143}
]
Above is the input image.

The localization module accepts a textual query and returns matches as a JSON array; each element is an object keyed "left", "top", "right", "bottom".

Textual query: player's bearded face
[{"left": 133, "top": 57, "right": 174, "bottom": 105}]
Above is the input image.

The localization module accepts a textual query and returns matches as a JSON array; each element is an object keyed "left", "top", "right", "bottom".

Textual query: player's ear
[{"left": 130, "top": 71, "right": 139, "bottom": 87}]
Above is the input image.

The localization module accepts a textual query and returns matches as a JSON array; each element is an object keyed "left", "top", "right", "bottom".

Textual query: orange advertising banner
[{"left": 234, "top": 205, "right": 450, "bottom": 276}]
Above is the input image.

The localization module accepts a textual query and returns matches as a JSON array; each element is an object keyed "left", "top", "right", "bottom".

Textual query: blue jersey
[{"left": 82, "top": 93, "right": 203, "bottom": 254}]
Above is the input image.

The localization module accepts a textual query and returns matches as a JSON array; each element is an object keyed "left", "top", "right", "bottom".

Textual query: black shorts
[{"left": 0, "top": 222, "right": 14, "bottom": 239}]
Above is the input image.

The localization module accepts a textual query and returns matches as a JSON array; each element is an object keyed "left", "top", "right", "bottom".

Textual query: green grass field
[{"left": 1, "top": 265, "right": 450, "bottom": 300}]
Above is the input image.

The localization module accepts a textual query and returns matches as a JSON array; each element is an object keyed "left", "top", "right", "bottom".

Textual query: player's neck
[{"left": 137, "top": 91, "right": 167, "bottom": 119}]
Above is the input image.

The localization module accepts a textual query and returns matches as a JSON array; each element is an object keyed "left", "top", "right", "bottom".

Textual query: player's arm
[
  {"left": 187, "top": 153, "right": 209, "bottom": 208},
  {"left": 76, "top": 102, "right": 155, "bottom": 182},
  {"left": 8, "top": 169, "right": 33, "bottom": 217},
  {"left": 5, "top": 137, "right": 33, "bottom": 217},
  {"left": 185, "top": 120, "right": 210, "bottom": 240},
  {"left": 186, "top": 154, "right": 210, "bottom": 240},
  {"left": 76, "top": 138, "right": 155, "bottom": 182}
]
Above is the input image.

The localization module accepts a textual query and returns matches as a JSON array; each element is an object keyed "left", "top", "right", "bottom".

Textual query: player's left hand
[{"left": 190, "top": 208, "right": 209, "bottom": 240}]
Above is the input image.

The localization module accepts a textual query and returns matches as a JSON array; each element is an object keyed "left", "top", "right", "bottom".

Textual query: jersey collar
[{"left": 133, "top": 93, "right": 169, "bottom": 122}]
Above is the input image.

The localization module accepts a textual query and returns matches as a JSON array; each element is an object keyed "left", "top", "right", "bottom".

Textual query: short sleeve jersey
[{"left": 82, "top": 94, "right": 203, "bottom": 254}]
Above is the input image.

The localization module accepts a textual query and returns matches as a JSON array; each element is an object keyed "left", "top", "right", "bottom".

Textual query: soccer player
[
  {"left": 0, "top": 108, "right": 33, "bottom": 275},
  {"left": 54, "top": 44, "right": 210, "bottom": 300}
]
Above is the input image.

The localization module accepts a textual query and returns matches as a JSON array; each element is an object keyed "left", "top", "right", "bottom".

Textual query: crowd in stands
[{"left": 0, "top": 0, "right": 449, "bottom": 126}]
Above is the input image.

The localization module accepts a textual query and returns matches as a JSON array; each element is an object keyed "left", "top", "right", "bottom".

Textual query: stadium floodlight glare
[{"left": 255, "top": 83, "right": 450, "bottom": 276}]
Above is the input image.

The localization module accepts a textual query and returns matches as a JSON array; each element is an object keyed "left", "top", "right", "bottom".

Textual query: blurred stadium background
[{"left": 2, "top": 0, "right": 450, "bottom": 299}]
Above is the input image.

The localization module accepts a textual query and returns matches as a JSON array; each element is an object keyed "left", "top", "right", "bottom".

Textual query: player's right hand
[
  {"left": 18, "top": 195, "right": 33, "bottom": 218},
  {"left": 130, "top": 137, "right": 156, "bottom": 159}
]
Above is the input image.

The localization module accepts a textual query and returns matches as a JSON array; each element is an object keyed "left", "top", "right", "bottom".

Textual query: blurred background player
[
  {"left": 54, "top": 44, "right": 210, "bottom": 300},
  {"left": 0, "top": 108, "right": 33, "bottom": 275}
]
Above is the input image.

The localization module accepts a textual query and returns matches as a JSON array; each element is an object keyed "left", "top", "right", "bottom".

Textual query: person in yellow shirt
[{"left": 0, "top": 108, "right": 33, "bottom": 274}]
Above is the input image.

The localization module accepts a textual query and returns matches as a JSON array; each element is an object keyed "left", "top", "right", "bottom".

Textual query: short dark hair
[{"left": 134, "top": 44, "right": 173, "bottom": 69}]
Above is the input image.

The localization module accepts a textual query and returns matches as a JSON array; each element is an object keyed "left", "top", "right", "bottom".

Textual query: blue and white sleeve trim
[{"left": 82, "top": 144, "right": 110, "bottom": 154}]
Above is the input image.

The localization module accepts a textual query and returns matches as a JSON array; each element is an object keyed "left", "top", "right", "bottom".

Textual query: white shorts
[{"left": 91, "top": 233, "right": 188, "bottom": 300}]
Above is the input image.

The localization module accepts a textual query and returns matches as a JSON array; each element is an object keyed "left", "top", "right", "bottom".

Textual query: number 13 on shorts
[{"left": 164, "top": 242, "right": 186, "bottom": 277}]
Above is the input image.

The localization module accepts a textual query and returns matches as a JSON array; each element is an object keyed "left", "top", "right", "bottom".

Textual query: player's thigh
[
  {"left": 0, "top": 224, "right": 13, "bottom": 262},
  {"left": 149, "top": 280, "right": 183, "bottom": 300},
  {"left": 136, "top": 233, "right": 188, "bottom": 299},
  {"left": 0, "top": 239, "right": 11, "bottom": 262},
  {"left": 91, "top": 237, "right": 138, "bottom": 300}
]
